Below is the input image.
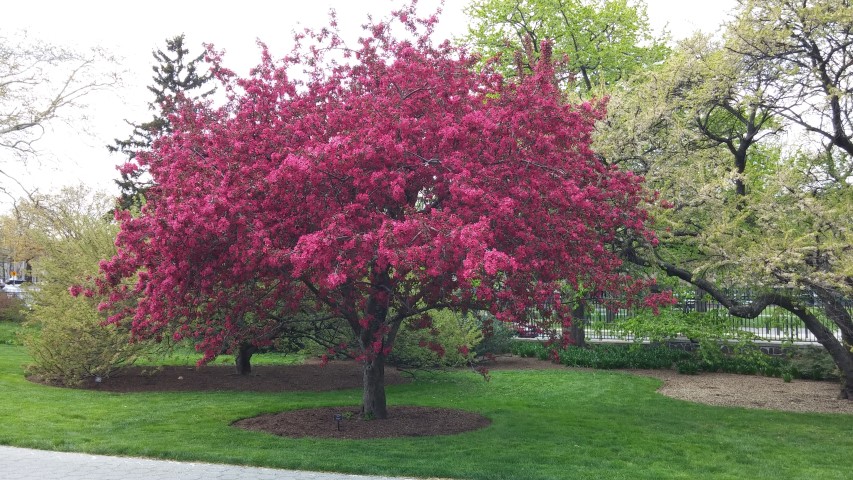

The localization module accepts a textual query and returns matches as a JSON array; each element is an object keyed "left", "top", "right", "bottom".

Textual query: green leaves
[
  {"left": 464, "top": 0, "right": 668, "bottom": 99},
  {"left": 18, "top": 186, "right": 149, "bottom": 386}
]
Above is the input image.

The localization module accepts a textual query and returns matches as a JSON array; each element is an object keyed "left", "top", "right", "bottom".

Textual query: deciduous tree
[
  {"left": 97, "top": 5, "right": 663, "bottom": 418},
  {"left": 464, "top": 0, "right": 667, "bottom": 99},
  {"left": 598, "top": 2, "right": 853, "bottom": 398},
  {"left": 0, "top": 31, "right": 117, "bottom": 198}
]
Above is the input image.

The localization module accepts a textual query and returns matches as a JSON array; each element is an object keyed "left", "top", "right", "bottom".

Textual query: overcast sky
[{"left": 0, "top": 0, "right": 736, "bottom": 209}]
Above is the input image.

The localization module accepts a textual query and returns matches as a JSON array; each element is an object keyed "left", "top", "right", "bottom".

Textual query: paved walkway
[{"left": 0, "top": 446, "right": 421, "bottom": 480}]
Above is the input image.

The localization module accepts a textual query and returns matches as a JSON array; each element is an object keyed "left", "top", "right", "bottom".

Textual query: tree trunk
[
  {"left": 695, "top": 286, "right": 708, "bottom": 313},
  {"left": 353, "top": 268, "right": 401, "bottom": 419},
  {"left": 362, "top": 354, "right": 388, "bottom": 419},
  {"left": 811, "top": 330, "right": 853, "bottom": 400},
  {"left": 788, "top": 301, "right": 853, "bottom": 400},
  {"left": 813, "top": 287, "right": 853, "bottom": 347},
  {"left": 569, "top": 300, "right": 587, "bottom": 348},
  {"left": 841, "top": 364, "right": 853, "bottom": 401},
  {"left": 235, "top": 343, "right": 257, "bottom": 375},
  {"left": 809, "top": 289, "right": 853, "bottom": 399}
]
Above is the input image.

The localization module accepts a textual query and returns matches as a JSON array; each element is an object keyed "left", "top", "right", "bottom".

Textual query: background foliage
[{"left": 20, "top": 187, "right": 150, "bottom": 386}]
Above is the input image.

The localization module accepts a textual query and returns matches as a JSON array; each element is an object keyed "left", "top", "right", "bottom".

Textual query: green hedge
[{"left": 511, "top": 341, "right": 838, "bottom": 381}]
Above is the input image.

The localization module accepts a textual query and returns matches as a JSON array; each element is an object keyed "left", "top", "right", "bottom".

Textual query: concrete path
[{"left": 0, "top": 446, "right": 422, "bottom": 480}]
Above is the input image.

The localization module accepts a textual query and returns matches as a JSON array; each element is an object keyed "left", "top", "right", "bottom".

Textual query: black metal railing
[{"left": 522, "top": 290, "right": 848, "bottom": 344}]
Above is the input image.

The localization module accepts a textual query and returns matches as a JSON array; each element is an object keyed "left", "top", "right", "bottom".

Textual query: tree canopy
[
  {"left": 97, "top": 5, "right": 664, "bottom": 417},
  {"left": 464, "top": 0, "right": 668, "bottom": 98},
  {"left": 593, "top": 0, "right": 853, "bottom": 398},
  {"left": 109, "top": 34, "right": 215, "bottom": 212},
  {"left": 0, "top": 31, "right": 117, "bottom": 198}
]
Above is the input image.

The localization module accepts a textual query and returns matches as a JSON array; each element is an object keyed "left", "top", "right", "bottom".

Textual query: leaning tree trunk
[
  {"left": 810, "top": 288, "right": 853, "bottom": 400},
  {"left": 235, "top": 343, "right": 257, "bottom": 376},
  {"left": 841, "top": 359, "right": 853, "bottom": 401},
  {"left": 782, "top": 298, "right": 853, "bottom": 400},
  {"left": 802, "top": 317, "right": 853, "bottom": 400}
]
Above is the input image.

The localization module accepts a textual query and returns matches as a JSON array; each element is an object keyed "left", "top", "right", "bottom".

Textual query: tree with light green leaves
[
  {"left": 464, "top": 0, "right": 668, "bottom": 99},
  {"left": 598, "top": 1, "right": 853, "bottom": 398}
]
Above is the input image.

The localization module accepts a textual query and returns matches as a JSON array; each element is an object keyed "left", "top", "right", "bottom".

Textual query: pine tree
[{"left": 109, "top": 35, "right": 215, "bottom": 212}]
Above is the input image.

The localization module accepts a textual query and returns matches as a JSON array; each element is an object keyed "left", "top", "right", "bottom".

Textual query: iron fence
[{"left": 523, "top": 290, "right": 848, "bottom": 345}]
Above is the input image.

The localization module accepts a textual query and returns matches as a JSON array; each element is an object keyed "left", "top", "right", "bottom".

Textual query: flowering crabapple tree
[{"left": 97, "top": 4, "right": 665, "bottom": 419}]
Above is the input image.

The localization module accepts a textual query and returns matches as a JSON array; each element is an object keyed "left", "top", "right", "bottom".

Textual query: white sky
[{"left": 0, "top": 0, "right": 736, "bottom": 209}]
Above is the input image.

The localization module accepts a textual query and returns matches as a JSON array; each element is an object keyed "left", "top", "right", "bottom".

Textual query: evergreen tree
[{"left": 109, "top": 35, "right": 215, "bottom": 212}]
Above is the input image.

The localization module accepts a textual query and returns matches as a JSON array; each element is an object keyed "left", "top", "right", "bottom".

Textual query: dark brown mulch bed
[
  {"left": 233, "top": 405, "right": 492, "bottom": 439},
  {"left": 72, "top": 356, "right": 550, "bottom": 394},
  {"left": 75, "top": 360, "right": 411, "bottom": 393},
  {"left": 57, "top": 356, "right": 547, "bottom": 439}
]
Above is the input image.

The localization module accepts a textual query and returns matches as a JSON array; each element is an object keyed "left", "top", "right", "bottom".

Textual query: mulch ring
[
  {"left": 72, "top": 360, "right": 412, "bottom": 393},
  {"left": 233, "top": 405, "right": 492, "bottom": 439}
]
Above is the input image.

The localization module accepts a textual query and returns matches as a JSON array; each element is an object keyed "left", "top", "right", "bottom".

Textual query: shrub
[
  {"left": 786, "top": 346, "right": 839, "bottom": 380},
  {"left": 558, "top": 344, "right": 615, "bottom": 368},
  {"left": 694, "top": 341, "right": 790, "bottom": 377},
  {"left": 476, "top": 315, "right": 518, "bottom": 357},
  {"left": 0, "top": 294, "right": 26, "bottom": 323},
  {"left": 626, "top": 345, "right": 692, "bottom": 369},
  {"left": 389, "top": 309, "right": 483, "bottom": 369},
  {"left": 511, "top": 340, "right": 546, "bottom": 359},
  {"left": 23, "top": 295, "right": 148, "bottom": 386},
  {"left": 554, "top": 344, "right": 690, "bottom": 370},
  {"left": 676, "top": 359, "right": 700, "bottom": 375},
  {"left": 514, "top": 338, "right": 838, "bottom": 382},
  {"left": 21, "top": 191, "right": 151, "bottom": 386}
]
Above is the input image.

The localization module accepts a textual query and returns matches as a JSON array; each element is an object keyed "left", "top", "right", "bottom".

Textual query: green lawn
[
  {"left": 1, "top": 342, "right": 851, "bottom": 479},
  {"left": 0, "top": 320, "right": 24, "bottom": 345},
  {"left": 134, "top": 347, "right": 304, "bottom": 368}
]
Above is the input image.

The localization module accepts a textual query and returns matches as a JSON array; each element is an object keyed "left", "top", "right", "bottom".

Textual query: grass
[
  {"left": 0, "top": 320, "right": 25, "bottom": 345},
  {"left": 0, "top": 339, "right": 851, "bottom": 479},
  {"left": 134, "top": 346, "right": 304, "bottom": 368}
]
